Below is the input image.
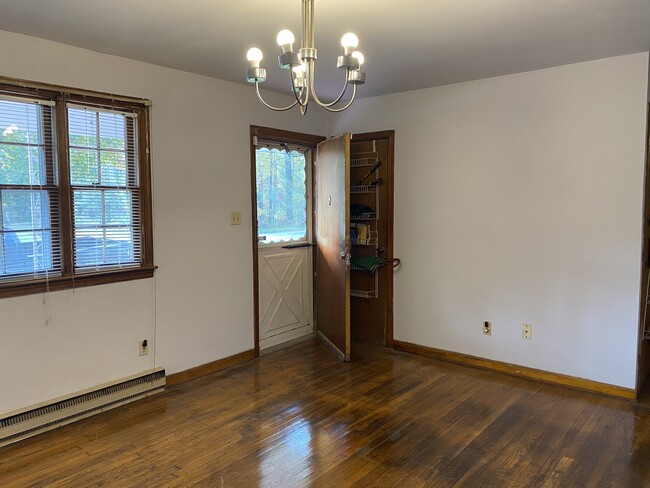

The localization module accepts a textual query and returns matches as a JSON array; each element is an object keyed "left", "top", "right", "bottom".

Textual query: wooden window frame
[{"left": 0, "top": 77, "right": 155, "bottom": 299}]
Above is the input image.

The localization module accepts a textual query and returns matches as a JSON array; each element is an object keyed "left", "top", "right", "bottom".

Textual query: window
[
  {"left": 68, "top": 107, "right": 140, "bottom": 270},
  {"left": 255, "top": 145, "right": 310, "bottom": 245},
  {"left": 0, "top": 97, "right": 58, "bottom": 279},
  {"left": 0, "top": 80, "right": 154, "bottom": 298}
]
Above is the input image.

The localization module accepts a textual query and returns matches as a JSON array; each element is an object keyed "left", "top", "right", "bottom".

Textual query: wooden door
[
  {"left": 315, "top": 135, "right": 351, "bottom": 361},
  {"left": 258, "top": 246, "right": 313, "bottom": 350}
]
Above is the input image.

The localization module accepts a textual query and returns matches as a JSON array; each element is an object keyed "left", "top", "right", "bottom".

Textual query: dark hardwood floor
[{"left": 1, "top": 339, "right": 649, "bottom": 487}]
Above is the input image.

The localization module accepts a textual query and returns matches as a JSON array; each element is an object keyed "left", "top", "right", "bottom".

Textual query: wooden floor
[{"left": 1, "top": 340, "right": 650, "bottom": 487}]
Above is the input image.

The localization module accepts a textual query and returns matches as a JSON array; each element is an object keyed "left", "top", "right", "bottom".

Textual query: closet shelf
[
  {"left": 351, "top": 289, "right": 378, "bottom": 298},
  {"left": 351, "top": 154, "right": 379, "bottom": 168},
  {"left": 351, "top": 240, "right": 377, "bottom": 247},
  {"left": 351, "top": 213, "right": 378, "bottom": 221},
  {"left": 351, "top": 185, "right": 376, "bottom": 194}
]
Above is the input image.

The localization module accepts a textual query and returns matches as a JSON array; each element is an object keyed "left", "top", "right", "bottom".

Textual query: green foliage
[{"left": 256, "top": 148, "right": 307, "bottom": 240}]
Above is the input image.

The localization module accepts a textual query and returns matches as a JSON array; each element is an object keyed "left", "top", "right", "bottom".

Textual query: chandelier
[{"left": 245, "top": 0, "right": 366, "bottom": 114}]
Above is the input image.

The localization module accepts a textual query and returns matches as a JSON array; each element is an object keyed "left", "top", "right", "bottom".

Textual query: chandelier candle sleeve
[{"left": 244, "top": 0, "right": 366, "bottom": 114}]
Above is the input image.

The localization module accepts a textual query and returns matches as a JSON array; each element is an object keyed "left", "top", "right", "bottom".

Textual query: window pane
[
  {"left": 256, "top": 148, "right": 308, "bottom": 244},
  {"left": 73, "top": 190, "right": 102, "bottom": 226},
  {"left": 0, "top": 100, "right": 47, "bottom": 185},
  {"left": 68, "top": 108, "right": 130, "bottom": 187},
  {"left": 101, "top": 151, "right": 127, "bottom": 187},
  {"left": 1, "top": 190, "right": 50, "bottom": 231},
  {"left": 68, "top": 109, "right": 98, "bottom": 148},
  {"left": 99, "top": 112, "right": 126, "bottom": 150},
  {"left": 106, "top": 227, "right": 135, "bottom": 263},
  {"left": 2, "top": 230, "right": 53, "bottom": 275},
  {"left": 0, "top": 100, "right": 42, "bottom": 145},
  {"left": 73, "top": 190, "right": 136, "bottom": 268},
  {"left": 70, "top": 148, "right": 99, "bottom": 186},
  {"left": 1, "top": 189, "right": 53, "bottom": 276},
  {"left": 74, "top": 228, "right": 104, "bottom": 268},
  {"left": 74, "top": 227, "right": 135, "bottom": 268},
  {"left": 105, "top": 190, "right": 132, "bottom": 225}
]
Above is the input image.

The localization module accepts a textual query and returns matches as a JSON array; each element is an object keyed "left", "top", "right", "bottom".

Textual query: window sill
[{"left": 0, "top": 266, "right": 157, "bottom": 299}]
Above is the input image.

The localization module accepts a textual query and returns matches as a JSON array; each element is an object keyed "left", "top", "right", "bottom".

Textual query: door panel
[
  {"left": 315, "top": 135, "right": 351, "bottom": 361},
  {"left": 259, "top": 247, "right": 312, "bottom": 350},
  {"left": 255, "top": 142, "right": 313, "bottom": 351}
]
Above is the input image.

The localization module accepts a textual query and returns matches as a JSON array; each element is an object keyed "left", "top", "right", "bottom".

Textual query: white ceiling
[{"left": 0, "top": 0, "right": 648, "bottom": 99}]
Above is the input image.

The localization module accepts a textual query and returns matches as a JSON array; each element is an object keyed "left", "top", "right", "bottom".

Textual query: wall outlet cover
[{"left": 483, "top": 321, "right": 492, "bottom": 335}]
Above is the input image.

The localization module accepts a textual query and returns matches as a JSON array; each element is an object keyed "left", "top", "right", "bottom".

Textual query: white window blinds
[
  {"left": 0, "top": 96, "right": 60, "bottom": 281},
  {"left": 67, "top": 105, "right": 141, "bottom": 271}
]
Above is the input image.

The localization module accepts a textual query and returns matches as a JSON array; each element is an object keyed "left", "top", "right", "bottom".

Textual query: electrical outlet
[
  {"left": 483, "top": 321, "right": 492, "bottom": 335},
  {"left": 230, "top": 212, "right": 241, "bottom": 225},
  {"left": 139, "top": 339, "right": 149, "bottom": 356},
  {"left": 522, "top": 324, "right": 532, "bottom": 340}
]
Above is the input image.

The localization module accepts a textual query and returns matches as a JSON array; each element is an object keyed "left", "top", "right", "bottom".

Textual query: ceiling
[{"left": 0, "top": 0, "right": 648, "bottom": 99}]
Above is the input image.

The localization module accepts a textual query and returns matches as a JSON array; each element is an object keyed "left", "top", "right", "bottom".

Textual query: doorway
[
  {"left": 250, "top": 127, "right": 325, "bottom": 355},
  {"left": 250, "top": 127, "right": 396, "bottom": 361}
]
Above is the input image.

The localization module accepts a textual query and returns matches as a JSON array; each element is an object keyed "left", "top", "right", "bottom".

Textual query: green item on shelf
[{"left": 351, "top": 255, "right": 385, "bottom": 272}]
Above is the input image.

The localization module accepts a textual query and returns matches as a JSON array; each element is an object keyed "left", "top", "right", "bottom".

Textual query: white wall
[
  {"left": 333, "top": 53, "right": 649, "bottom": 389},
  {"left": 0, "top": 30, "right": 328, "bottom": 415}
]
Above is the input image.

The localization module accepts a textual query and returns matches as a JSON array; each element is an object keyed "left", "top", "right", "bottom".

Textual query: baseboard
[
  {"left": 393, "top": 340, "right": 636, "bottom": 400},
  {"left": 166, "top": 349, "right": 256, "bottom": 386},
  {"left": 1, "top": 368, "right": 165, "bottom": 447}
]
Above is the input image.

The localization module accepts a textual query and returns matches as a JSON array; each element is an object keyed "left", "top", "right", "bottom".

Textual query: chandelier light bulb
[
  {"left": 341, "top": 32, "right": 359, "bottom": 55},
  {"left": 292, "top": 63, "right": 307, "bottom": 77},
  {"left": 246, "top": 47, "right": 263, "bottom": 68},
  {"left": 351, "top": 51, "right": 365, "bottom": 66},
  {"left": 276, "top": 29, "right": 296, "bottom": 53}
]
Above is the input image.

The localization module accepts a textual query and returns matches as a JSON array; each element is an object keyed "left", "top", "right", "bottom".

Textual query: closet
[
  {"left": 349, "top": 133, "right": 395, "bottom": 347},
  {"left": 314, "top": 131, "right": 395, "bottom": 360}
]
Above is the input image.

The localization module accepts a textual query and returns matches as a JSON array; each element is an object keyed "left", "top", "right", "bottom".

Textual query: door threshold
[{"left": 259, "top": 332, "right": 316, "bottom": 356}]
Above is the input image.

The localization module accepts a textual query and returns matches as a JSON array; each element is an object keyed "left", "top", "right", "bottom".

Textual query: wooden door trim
[
  {"left": 249, "top": 126, "right": 325, "bottom": 357},
  {"left": 636, "top": 103, "right": 650, "bottom": 393},
  {"left": 350, "top": 130, "right": 396, "bottom": 347}
]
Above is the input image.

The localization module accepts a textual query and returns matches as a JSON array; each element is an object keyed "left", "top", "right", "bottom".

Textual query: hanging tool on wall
[{"left": 358, "top": 160, "right": 382, "bottom": 185}]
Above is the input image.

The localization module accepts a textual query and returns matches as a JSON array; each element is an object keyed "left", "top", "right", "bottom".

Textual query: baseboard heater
[{"left": 0, "top": 368, "right": 165, "bottom": 448}]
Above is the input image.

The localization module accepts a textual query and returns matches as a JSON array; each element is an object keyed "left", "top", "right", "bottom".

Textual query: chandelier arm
[
  {"left": 325, "top": 75, "right": 351, "bottom": 107},
  {"left": 318, "top": 84, "right": 357, "bottom": 113},
  {"left": 308, "top": 59, "right": 351, "bottom": 108},
  {"left": 289, "top": 69, "right": 308, "bottom": 108},
  {"left": 255, "top": 82, "right": 299, "bottom": 111}
]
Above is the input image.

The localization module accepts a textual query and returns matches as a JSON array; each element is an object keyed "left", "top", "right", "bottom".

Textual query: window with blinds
[
  {"left": 0, "top": 79, "right": 154, "bottom": 298},
  {"left": 0, "top": 96, "right": 60, "bottom": 281},
  {"left": 68, "top": 106, "right": 140, "bottom": 271}
]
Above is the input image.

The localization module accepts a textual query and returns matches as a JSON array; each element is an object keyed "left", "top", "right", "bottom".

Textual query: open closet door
[{"left": 315, "top": 134, "right": 351, "bottom": 361}]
